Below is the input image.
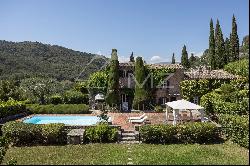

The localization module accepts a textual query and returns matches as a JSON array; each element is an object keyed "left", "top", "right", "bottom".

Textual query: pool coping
[
  {"left": 17, "top": 114, "right": 114, "bottom": 127},
  {"left": 18, "top": 114, "right": 98, "bottom": 121}
]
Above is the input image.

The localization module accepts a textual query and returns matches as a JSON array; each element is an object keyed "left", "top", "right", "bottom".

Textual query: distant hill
[{"left": 0, "top": 40, "right": 108, "bottom": 81}]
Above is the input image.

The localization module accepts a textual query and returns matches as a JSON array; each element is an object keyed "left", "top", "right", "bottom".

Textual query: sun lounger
[
  {"left": 130, "top": 116, "right": 148, "bottom": 123},
  {"left": 128, "top": 113, "right": 146, "bottom": 121},
  {"left": 108, "top": 116, "right": 112, "bottom": 124}
]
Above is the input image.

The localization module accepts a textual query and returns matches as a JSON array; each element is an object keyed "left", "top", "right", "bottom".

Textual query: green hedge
[
  {"left": 49, "top": 95, "right": 63, "bottom": 105},
  {"left": 0, "top": 136, "right": 8, "bottom": 164},
  {"left": 1, "top": 121, "right": 42, "bottom": 145},
  {"left": 177, "top": 122, "right": 221, "bottom": 144},
  {"left": 140, "top": 122, "right": 220, "bottom": 144},
  {"left": 140, "top": 124, "right": 178, "bottom": 144},
  {"left": 26, "top": 104, "right": 90, "bottom": 114},
  {"left": 0, "top": 100, "right": 26, "bottom": 118},
  {"left": 1, "top": 121, "right": 66, "bottom": 146},
  {"left": 41, "top": 123, "right": 66, "bottom": 144},
  {"left": 84, "top": 123, "right": 118, "bottom": 143},
  {"left": 218, "top": 114, "right": 249, "bottom": 148}
]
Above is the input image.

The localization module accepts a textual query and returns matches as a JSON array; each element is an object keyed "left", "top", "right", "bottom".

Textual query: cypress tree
[
  {"left": 189, "top": 53, "right": 196, "bottom": 67},
  {"left": 209, "top": 18, "right": 216, "bottom": 69},
  {"left": 215, "top": 19, "right": 225, "bottom": 69},
  {"left": 224, "top": 37, "right": 230, "bottom": 65},
  {"left": 132, "top": 57, "right": 148, "bottom": 110},
  {"left": 105, "top": 49, "right": 120, "bottom": 108},
  {"left": 130, "top": 52, "right": 135, "bottom": 62},
  {"left": 230, "top": 14, "right": 240, "bottom": 61},
  {"left": 181, "top": 45, "right": 189, "bottom": 68},
  {"left": 171, "top": 53, "right": 175, "bottom": 64}
]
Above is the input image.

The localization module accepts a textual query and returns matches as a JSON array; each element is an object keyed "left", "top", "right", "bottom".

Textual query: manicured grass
[{"left": 3, "top": 142, "right": 249, "bottom": 165}]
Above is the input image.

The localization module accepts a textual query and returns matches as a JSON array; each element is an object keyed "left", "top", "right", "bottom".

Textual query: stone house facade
[
  {"left": 119, "top": 62, "right": 184, "bottom": 111},
  {"left": 91, "top": 63, "right": 241, "bottom": 112}
]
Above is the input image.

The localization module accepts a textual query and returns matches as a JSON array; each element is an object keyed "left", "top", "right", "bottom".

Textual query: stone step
[
  {"left": 121, "top": 133, "right": 135, "bottom": 137},
  {"left": 122, "top": 130, "right": 135, "bottom": 133},
  {"left": 121, "top": 137, "right": 136, "bottom": 141}
]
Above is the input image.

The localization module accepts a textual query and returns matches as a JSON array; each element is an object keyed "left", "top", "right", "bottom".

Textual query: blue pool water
[{"left": 23, "top": 115, "right": 100, "bottom": 126}]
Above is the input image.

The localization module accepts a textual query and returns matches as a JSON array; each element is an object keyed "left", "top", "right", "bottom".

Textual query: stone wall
[{"left": 154, "top": 68, "right": 184, "bottom": 103}]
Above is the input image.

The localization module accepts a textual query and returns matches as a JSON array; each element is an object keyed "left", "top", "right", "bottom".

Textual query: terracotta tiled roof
[
  {"left": 119, "top": 63, "right": 183, "bottom": 69},
  {"left": 147, "top": 64, "right": 183, "bottom": 69},
  {"left": 184, "top": 67, "right": 243, "bottom": 80}
]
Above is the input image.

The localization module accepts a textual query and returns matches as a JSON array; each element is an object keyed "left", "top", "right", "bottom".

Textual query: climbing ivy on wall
[
  {"left": 180, "top": 80, "right": 210, "bottom": 101},
  {"left": 180, "top": 79, "right": 229, "bottom": 102},
  {"left": 147, "top": 67, "right": 176, "bottom": 88}
]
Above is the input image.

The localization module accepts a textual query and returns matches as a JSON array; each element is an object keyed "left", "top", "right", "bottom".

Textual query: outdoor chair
[
  {"left": 180, "top": 113, "right": 189, "bottom": 123},
  {"left": 168, "top": 114, "right": 174, "bottom": 121}
]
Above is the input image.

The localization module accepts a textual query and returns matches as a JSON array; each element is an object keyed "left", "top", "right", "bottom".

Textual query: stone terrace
[
  {"left": 107, "top": 112, "right": 201, "bottom": 130},
  {"left": 107, "top": 113, "right": 166, "bottom": 130}
]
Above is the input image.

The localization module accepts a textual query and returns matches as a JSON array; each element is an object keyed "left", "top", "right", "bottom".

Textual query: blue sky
[{"left": 0, "top": 0, "right": 249, "bottom": 63}]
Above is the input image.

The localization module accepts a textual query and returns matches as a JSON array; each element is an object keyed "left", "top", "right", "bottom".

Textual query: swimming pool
[{"left": 23, "top": 115, "right": 101, "bottom": 126}]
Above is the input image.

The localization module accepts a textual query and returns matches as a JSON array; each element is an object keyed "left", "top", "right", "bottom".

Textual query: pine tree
[
  {"left": 181, "top": 45, "right": 189, "bottom": 68},
  {"left": 132, "top": 57, "right": 148, "bottom": 110},
  {"left": 105, "top": 49, "right": 120, "bottom": 108},
  {"left": 130, "top": 52, "right": 135, "bottom": 62},
  {"left": 224, "top": 37, "right": 230, "bottom": 65},
  {"left": 230, "top": 14, "right": 240, "bottom": 61},
  {"left": 209, "top": 18, "right": 216, "bottom": 69},
  {"left": 214, "top": 19, "right": 225, "bottom": 69},
  {"left": 171, "top": 53, "right": 175, "bottom": 64}
]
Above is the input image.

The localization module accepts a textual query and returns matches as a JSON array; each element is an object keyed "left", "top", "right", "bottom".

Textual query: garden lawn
[{"left": 3, "top": 142, "right": 249, "bottom": 165}]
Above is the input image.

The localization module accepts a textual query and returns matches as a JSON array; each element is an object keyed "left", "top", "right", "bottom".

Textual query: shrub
[
  {"left": 0, "top": 136, "right": 8, "bottom": 164},
  {"left": 49, "top": 95, "right": 63, "bottom": 105},
  {"left": 1, "top": 121, "right": 42, "bottom": 146},
  {"left": 154, "top": 105, "right": 164, "bottom": 112},
  {"left": 200, "top": 91, "right": 249, "bottom": 117},
  {"left": 218, "top": 114, "right": 249, "bottom": 148},
  {"left": 0, "top": 100, "right": 26, "bottom": 118},
  {"left": 177, "top": 122, "right": 221, "bottom": 144},
  {"left": 84, "top": 123, "right": 118, "bottom": 143},
  {"left": 140, "top": 123, "right": 220, "bottom": 144},
  {"left": 64, "top": 90, "right": 88, "bottom": 104},
  {"left": 200, "top": 92, "right": 222, "bottom": 117},
  {"left": 140, "top": 124, "right": 178, "bottom": 144},
  {"left": 2, "top": 121, "right": 66, "bottom": 146},
  {"left": 26, "top": 104, "right": 90, "bottom": 114},
  {"left": 41, "top": 123, "right": 66, "bottom": 144},
  {"left": 224, "top": 59, "right": 249, "bottom": 79}
]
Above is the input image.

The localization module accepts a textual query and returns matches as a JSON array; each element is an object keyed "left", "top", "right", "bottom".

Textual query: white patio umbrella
[{"left": 165, "top": 99, "right": 205, "bottom": 125}]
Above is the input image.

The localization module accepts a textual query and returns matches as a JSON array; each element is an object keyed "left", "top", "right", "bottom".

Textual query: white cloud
[
  {"left": 118, "top": 56, "right": 130, "bottom": 63},
  {"left": 150, "top": 56, "right": 163, "bottom": 64},
  {"left": 96, "top": 51, "right": 102, "bottom": 55}
]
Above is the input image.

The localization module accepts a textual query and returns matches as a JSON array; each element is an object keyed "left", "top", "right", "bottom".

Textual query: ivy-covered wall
[
  {"left": 180, "top": 79, "right": 229, "bottom": 102},
  {"left": 147, "top": 67, "right": 176, "bottom": 87}
]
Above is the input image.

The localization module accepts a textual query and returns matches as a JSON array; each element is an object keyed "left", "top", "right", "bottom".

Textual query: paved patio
[{"left": 107, "top": 112, "right": 201, "bottom": 130}]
